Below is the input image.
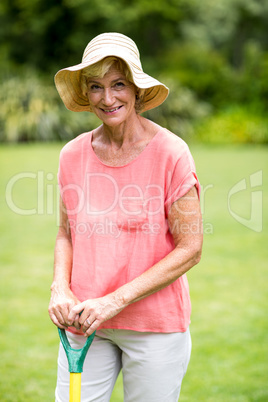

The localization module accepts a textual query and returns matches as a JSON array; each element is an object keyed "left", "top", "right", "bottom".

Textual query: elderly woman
[{"left": 49, "top": 33, "right": 203, "bottom": 402}]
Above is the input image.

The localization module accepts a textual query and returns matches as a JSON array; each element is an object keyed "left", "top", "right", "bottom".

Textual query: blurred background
[
  {"left": 0, "top": 0, "right": 267, "bottom": 401},
  {"left": 1, "top": 0, "right": 268, "bottom": 143}
]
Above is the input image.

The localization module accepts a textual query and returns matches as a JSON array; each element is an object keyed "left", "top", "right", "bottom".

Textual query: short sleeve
[{"left": 164, "top": 145, "right": 200, "bottom": 216}]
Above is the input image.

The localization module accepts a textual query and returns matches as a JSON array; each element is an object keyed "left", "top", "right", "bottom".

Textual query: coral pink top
[{"left": 58, "top": 128, "right": 200, "bottom": 334}]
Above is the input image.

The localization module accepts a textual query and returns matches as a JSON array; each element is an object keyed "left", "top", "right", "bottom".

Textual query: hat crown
[{"left": 82, "top": 33, "right": 142, "bottom": 70}]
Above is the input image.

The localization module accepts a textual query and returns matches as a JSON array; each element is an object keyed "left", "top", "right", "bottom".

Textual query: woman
[{"left": 49, "top": 32, "right": 203, "bottom": 402}]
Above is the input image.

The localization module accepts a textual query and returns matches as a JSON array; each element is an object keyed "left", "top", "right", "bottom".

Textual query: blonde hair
[{"left": 81, "top": 57, "right": 145, "bottom": 113}]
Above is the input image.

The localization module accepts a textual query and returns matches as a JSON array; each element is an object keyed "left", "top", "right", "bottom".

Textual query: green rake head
[{"left": 58, "top": 328, "right": 96, "bottom": 373}]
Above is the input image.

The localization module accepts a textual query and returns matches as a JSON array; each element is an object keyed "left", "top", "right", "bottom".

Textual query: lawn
[{"left": 0, "top": 143, "right": 267, "bottom": 401}]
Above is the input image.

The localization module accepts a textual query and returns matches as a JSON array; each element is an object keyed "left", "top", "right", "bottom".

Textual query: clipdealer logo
[
  {"left": 227, "top": 170, "right": 263, "bottom": 232},
  {"left": 5, "top": 170, "right": 264, "bottom": 233}
]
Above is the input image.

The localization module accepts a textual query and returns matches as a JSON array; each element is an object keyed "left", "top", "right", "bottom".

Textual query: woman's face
[{"left": 86, "top": 67, "right": 137, "bottom": 127}]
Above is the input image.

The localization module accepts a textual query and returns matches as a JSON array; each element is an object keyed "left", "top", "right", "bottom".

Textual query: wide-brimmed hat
[{"left": 54, "top": 32, "right": 169, "bottom": 113}]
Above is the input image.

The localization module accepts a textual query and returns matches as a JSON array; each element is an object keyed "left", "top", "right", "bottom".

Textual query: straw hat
[{"left": 54, "top": 32, "right": 169, "bottom": 113}]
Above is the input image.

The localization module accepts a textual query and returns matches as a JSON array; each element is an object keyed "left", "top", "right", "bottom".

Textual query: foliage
[
  {"left": 0, "top": 73, "right": 211, "bottom": 143},
  {"left": 144, "top": 76, "right": 212, "bottom": 140},
  {"left": 0, "top": 73, "right": 100, "bottom": 142},
  {"left": 160, "top": 40, "right": 268, "bottom": 109},
  {"left": 161, "top": 0, "right": 268, "bottom": 109},
  {"left": 0, "top": 0, "right": 268, "bottom": 143},
  {"left": 1, "top": 72, "right": 267, "bottom": 144},
  {"left": 159, "top": 44, "right": 234, "bottom": 107},
  {"left": 1, "top": 0, "right": 268, "bottom": 77},
  {"left": 0, "top": 0, "right": 186, "bottom": 73},
  {"left": 194, "top": 105, "right": 268, "bottom": 144}
]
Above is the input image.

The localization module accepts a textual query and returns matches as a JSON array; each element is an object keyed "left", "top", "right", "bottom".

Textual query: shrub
[
  {"left": 194, "top": 105, "right": 268, "bottom": 144},
  {"left": 0, "top": 73, "right": 211, "bottom": 143},
  {"left": 1, "top": 73, "right": 267, "bottom": 144},
  {"left": 0, "top": 73, "right": 99, "bottom": 142},
  {"left": 159, "top": 43, "right": 234, "bottom": 108},
  {"left": 144, "top": 77, "right": 212, "bottom": 140}
]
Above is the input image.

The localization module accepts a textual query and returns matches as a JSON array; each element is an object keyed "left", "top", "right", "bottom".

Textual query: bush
[
  {"left": 159, "top": 41, "right": 268, "bottom": 110},
  {"left": 144, "top": 77, "right": 211, "bottom": 140},
  {"left": 0, "top": 72, "right": 211, "bottom": 143},
  {"left": 1, "top": 72, "right": 267, "bottom": 144},
  {"left": 194, "top": 105, "right": 268, "bottom": 144},
  {"left": 0, "top": 73, "right": 100, "bottom": 142},
  {"left": 159, "top": 43, "right": 235, "bottom": 108}
]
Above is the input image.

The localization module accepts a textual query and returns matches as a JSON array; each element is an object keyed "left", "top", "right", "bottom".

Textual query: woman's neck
[{"left": 100, "top": 115, "right": 146, "bottom": 148}]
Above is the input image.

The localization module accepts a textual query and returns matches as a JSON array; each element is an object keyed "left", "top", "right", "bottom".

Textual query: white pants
[{"left": 55, "top": 328, "right": 191, "bottom": 402}]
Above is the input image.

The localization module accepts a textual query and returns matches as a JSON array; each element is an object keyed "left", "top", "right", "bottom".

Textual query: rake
[{"left": 58, "top": 328, "right": 95, "bottom": 402}]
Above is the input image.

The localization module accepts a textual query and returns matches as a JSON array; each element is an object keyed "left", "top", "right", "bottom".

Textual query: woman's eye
[
  {"left": 89, "top": 84, "right": 101, "bottom": 91},
  {"left": 114, "top": 82, "right": 125, "bottom": 90}
]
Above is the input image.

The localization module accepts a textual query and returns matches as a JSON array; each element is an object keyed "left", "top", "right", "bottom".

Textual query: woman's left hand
[{"left": 67, "top": 294, "right": 124, "bottom": 336}]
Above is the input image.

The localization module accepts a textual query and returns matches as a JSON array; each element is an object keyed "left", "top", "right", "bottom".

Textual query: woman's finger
[
  {"left": 73, "top": 314, "right": 81, "bottom": 330},
  {"left": 50, "top": 312, "right": 68, "bottom": 329},
  {"left": 81, "top": 316, "right": 93, "bottom": 333},
  {"left": 84, "top": 319, "right": 99, "bottom": 337},
  {"left": 68, "top": 301, "right": 86, "bottom": 323}
]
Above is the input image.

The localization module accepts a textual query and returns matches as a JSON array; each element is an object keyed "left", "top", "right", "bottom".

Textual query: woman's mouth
[{"left": 101, "top": 106, "right": 123, "bottom": 114}]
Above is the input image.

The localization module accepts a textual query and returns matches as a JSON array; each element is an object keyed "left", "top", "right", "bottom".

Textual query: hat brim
[{"left": 55, "top": 49, "right": 169, "bottom": 113}]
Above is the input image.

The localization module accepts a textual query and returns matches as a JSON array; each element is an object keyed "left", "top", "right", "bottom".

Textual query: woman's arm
[
  {"left": 48, "top": 196, "right": 81, "bottom": 329},
  {"left": 68, "top": 186, "right": 203, "bottom": 336}
]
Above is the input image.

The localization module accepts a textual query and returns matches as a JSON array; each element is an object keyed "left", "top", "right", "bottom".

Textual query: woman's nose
[{"left": 102, "top": 88, "right": 114, "bottom": 105}]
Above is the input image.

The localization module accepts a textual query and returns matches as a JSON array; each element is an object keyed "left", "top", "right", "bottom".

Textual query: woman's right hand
[{"left": 48, "top": 284, "right": 81, "bottom": 330}]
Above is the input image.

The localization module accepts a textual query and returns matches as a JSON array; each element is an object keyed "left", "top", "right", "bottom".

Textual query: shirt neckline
[{"left": 88, "top": 129, "right": 163, "bottom": 168}]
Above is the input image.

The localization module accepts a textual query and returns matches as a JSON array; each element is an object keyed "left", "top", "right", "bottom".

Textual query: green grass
[{"left": 0, "top": 143, "right": 267, "bottom": 401}]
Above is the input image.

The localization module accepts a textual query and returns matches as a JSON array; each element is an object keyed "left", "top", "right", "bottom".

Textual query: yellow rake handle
[
  {"left": 70, "top": 373, "right": 81, "bottom": 402},
  {"left": 58, "top": 328, "right": 96, "bottom": 402}
]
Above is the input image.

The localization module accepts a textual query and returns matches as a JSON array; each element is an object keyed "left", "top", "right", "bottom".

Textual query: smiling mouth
[{"left": 101, "top": 106, "right": 123, "bottom": 113}]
